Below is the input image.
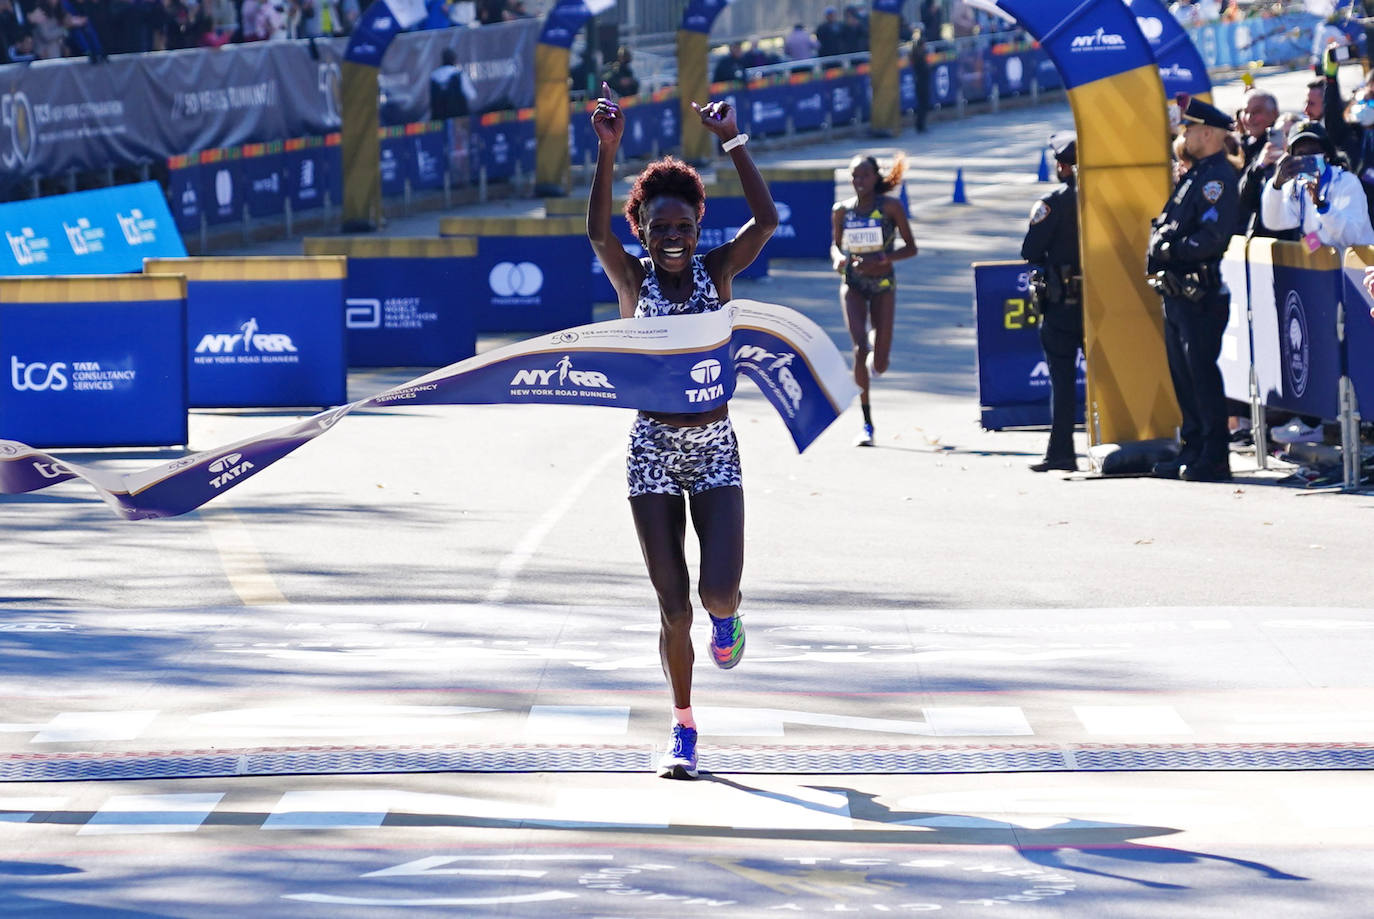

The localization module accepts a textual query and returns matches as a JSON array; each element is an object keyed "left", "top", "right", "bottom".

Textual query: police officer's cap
[
  {"left": 1048, "top": 131, "right": 1076, "bottom": 165},
  {"left": 1179, "top": 98, "right": 1234, "bottom": 130},
  {"left": 1286, "top": 120, "right": 1336, "bottom": 155}
]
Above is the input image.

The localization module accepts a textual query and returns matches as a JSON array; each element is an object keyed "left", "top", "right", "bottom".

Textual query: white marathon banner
[{"left": 0, "top": 301, "right": 858, "bottom": 521}]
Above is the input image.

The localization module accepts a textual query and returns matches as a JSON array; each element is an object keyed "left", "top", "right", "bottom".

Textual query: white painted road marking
[
  {"left": 524, "top": 704, "right": 630, "bottom": 736},
  {"left": 30, "top": 711, "right": 159, "bottom": 744},
  {"left": 79, "top": 793, "right": 224, "bottom": 836},
  {"left": 1074, "top": 705, "right": 1193, "bottom": 736}
]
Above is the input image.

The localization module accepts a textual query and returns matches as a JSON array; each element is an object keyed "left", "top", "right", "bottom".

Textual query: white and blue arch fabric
[{"left": 0, "top": 301, "right": 859, "bottom": 521}]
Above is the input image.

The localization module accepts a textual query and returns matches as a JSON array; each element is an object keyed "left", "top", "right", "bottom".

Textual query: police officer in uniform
[
  {"left": 1021, "top": 131, "right": 1082, "bottom": 472},
  {"left": 1148, "top": 98, "right": 1240, "bottom": 482}
]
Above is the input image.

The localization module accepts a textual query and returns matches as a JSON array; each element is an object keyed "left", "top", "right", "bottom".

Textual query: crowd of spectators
[{"left": 0, "top": 0, "right": 532, "bottom": 65}]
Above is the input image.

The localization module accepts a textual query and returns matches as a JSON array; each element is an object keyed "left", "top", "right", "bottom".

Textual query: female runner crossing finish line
[{"left": 587, "top": 84, "right": 776, "bottom": 779}]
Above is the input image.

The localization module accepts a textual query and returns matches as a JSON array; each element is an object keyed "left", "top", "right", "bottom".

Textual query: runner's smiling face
[
  {"left": 850, "top": 158, "right": 878, "bottom": 197},
  {"left": 641, "top": 195, "right": 700, "bottom": 273}
]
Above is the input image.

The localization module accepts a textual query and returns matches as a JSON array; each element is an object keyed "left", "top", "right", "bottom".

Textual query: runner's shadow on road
[{"left": 703, "top": 776, "right": 1308, "bottom": 889}]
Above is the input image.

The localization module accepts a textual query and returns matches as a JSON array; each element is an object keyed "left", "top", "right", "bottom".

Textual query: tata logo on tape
[
  {"left": 690, "top": 359, "right": 722, "bottom": 385},
  {"left": 489, "top": 261, "right": 544, "bottom": 299},
  {"left": 208, "top": 452, "right": 254, "bottom": 489}
]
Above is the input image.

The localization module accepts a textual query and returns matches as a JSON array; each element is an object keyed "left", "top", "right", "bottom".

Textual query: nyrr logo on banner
[
  {"left": 509, "top": 354, "right": 616, "bottom": 398},
  {"left": 1070, "top": 28, "right": 1126, "bottom": 51},
  {"left": 193, "top": 318, "right": 300, "bottom": 365}
]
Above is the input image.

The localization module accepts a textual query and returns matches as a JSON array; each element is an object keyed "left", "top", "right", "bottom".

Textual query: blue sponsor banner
[
  {"left": 826, "top": 72, "right": 862, "bottom": 125},
  {"left": 792, "top": 81, "right": 828, "bottom": 130},
  {"left": 473, "top": 118, "right": 536, "bottom": 183},
  {"left": 1187, "top": 14, "right": 1320, "bottom": 72},
  {"left": 900, "top": 66, "right": 915, "bottom": 112},
  {"left": 929, "top": 59, "right": 959, "bottom": 106},
  {"left": 1130, "top": 0, "right": 1212, "bottom": 98},
  {"left": 167, "top": 165, "right": 205, "bottom": 234},
  {"left": 974, "top": 261, "right": 1085, "bottom": 429},
  {"left": 185, "top": 279, "right": 347, "bottom": 408},
  {"left": 765, "top": 180, "right": 834, "bottom": 259},
  {"left": 990, "top": 51, "right": 1037, "bottom": 96},
  {"left": 242, "top": 153, "right": 287, "bottom": 219},
  {"left": 284, "top": 145, "right": 341, "bottom": 212},
  {"left": 411, "top": 130, "right": 448, "bottom": 190},
  {"left": 341, "top": 255, "right": 479, "bottom": 367},
  {"left": 380, "top": 138, "right": 408, "bottom": 197},
  {"left": 472, "top": 235, "right": 595, "bottom": 332},
  {"left": 569, "top": 102, "right": 599, "bottom": 168},
  {"left": 0, "top": 298, "right": 187, "bottom": 448},
  {"left": 0, "top": 183, "right": 186, "bottom": 277},
  {"left": 999, "top": 0, "right": 1156, "bottom": 90},
  {"left": 747, "top": 84, "right": 792, "bottom": 138},
  {"left": 202, "top": 160, "right": 246, "bottom": 226},
  {"left": 1034, "top": 53, "right": 1063, "bottom": 90},
  {"left": 1343, "top": 265, "right": 1374, "bottom": 411},
  {"left": 618, "top": 99, "right": 679, "bottom": 160},
  {"left": 1262, "top": 261, "right": 1342, "bottom": 418},
  {"left": 712, "top": 88, "right": 753, "bottom": 134}
]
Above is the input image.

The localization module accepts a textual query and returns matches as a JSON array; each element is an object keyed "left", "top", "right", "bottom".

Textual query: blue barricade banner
[
  {"left": 0, "top": 182, "right": 186, "bottom": 276},
  {"left": 825, "top": 73, "right": 862, "bottom": 126},
  {"left": 380, "top": 138, "right": 408, "bottom": 197},
  {"left": 166, "top": 163, "right": 206, "bottom": 234},
  {"left": 762, "top": 177, "right": 834, "bottom": 259},
  {"left": 929, "top": 58, "right": 959, "bottom": 107},
  {"left": 747, "top": 84, "right": 792, "bottom": 138},
  {"left": 791, "top": 81, "right": 828, "bottom": 131},
  {"left": 284, "top": 141, "right": 342, "bottom": 211},
  {"left": 242, "top": 150, "right": 287, "bottom": 219},
  {"left": 473, "top": 115, "right": 536, "bottom": 183},
  {"left": 1251, "top": 241, "right": 1342, "bottom": 418},
  {"left": 202, "top": 159, "right": 247, "bottom": 227},
  {"left": 304, "top": 238, "right": 479, "bottom": 368},
  {"left": 1343, "top": 247, "right": 1374, "bottom": 412},
  {"left": 1187, "top": 14, "right": 1321, "bottom": 72},
  {"left": 974, "top": 261, "right": 1084, "bottom": 429},
  {"left": 471, "top": 234, "right": 595, "bottom": 332},
  {"left": 617, "top": 98, "right": 680, "bottom": 160},
  {"left": 146, "top": 257, "right": 347, "bottom": 409},
  {"left": 0, "top": 276, "right": 187, "bottom": 448},
  {"left": 0, "top": 301, "right": 860, "bottom": 519},
  {"left": 1219, "top": 236, "right": 1252, "bottom": 403}
]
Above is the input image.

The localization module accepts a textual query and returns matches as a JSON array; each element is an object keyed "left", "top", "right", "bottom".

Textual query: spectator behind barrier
[
  {"left": 783, "top": 22, "right": 817, "bottom": 61},
  {"left": 712, "top": 41, "right": 747, "bottom": 85},
  {"left": 430, "top": 46, "right": 475, "bottom": 120},
  {"left": 816, "top": 6, "right": 845, "bottom": 58},
  {"left": 841, "top": 5, "right": 866, "bottom": 54},
  {"left": 601, "top": 45, "right": 639, "bottom": 98},
  {"left": 1319, "top": 46, "right": 1374, "bottom": 229},
  {"left": 1235, "top": 91, "right": 1292, "bottom": 238},
  {"left": 912, "top": 30, "right": 930, "bottom": 134},
  {"left": 920, "top": 0, "right": 941, "bottom": 41},
  {"left": 1261, "top": 120, "right": 1374, "bottom": 248}
]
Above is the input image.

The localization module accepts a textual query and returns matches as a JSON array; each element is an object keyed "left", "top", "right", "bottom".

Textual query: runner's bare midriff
[{"left": 641, "top": 405, "right": 729, "bottom": 427}]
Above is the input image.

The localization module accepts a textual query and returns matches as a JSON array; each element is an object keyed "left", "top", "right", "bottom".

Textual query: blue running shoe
[
  {"left": 709, "top": 612, "right": 745, "bottom": 669},
  {"left": 657, "top": 724, "right": 698, "bottom": 780}
]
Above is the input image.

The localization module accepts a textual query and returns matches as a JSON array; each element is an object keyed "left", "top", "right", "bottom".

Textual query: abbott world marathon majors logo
[
  {"left": 193, "top": 318, "right": 299, "bottom": 366},
  {"left": 1282, "top": 289, "right": 1310, "bottom": 397},
  {"left": 10, "top": 356, "right": 136, "bottom": 392},
  {"left": 509, "top": 354, "right": 615, "bottom": 400},
  {"left": 490, "top": 261, "right": 544, "bottom": 305},
  {"left": 734, "top": 344, "right": 803, "bottom": 417}
]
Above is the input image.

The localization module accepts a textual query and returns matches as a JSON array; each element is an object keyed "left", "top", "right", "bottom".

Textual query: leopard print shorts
[{"left": 626, "top": 413, "right": 742, "bottom": 497}]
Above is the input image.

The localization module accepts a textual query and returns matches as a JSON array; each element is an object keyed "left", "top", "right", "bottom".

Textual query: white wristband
[{"left": 721, "top": 133, "right": 749, "bottom": 152}]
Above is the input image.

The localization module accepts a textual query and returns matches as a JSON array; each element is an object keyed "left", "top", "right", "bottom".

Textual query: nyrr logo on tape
[
  {"left": 509, "top": 354, "right": 616, "bottom": 399},
  {"left": 208, "top": 452, "right": 254, "bottom": 490}
]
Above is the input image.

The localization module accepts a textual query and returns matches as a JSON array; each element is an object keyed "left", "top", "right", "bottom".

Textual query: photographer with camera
[
  {"left": 1261, "top": 120, "right": 1374, "bottom": 249},
  {"left": 1147, "top": 98, "right": 1239, "bottom": 483},
  {"left": 1319, "top": 43, "right": 1374, "bottom": 229}
]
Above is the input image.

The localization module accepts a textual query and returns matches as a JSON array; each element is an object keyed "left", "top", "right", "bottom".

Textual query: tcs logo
[
  {"left": 489, "top": 261, "right": 543, "bottom": 298},
  {"left": 10, "top": 357, "right": 67, "bottom": 392}
]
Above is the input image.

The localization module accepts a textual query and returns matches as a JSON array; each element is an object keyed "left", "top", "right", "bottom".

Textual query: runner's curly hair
[
  {"left": 852, "top": 152, "right": 908, "bottom": 194},
  {"left": 625, "top": 156, "right": 706, "bottom": 237}
]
